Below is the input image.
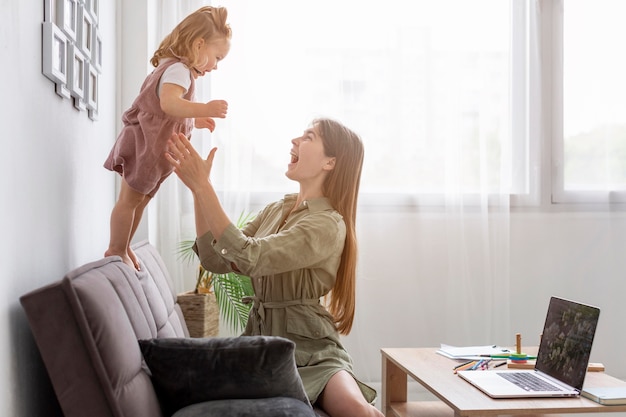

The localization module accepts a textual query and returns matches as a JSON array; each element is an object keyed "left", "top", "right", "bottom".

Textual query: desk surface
[{"left": 381, "top": 347, "right": 626, "bottom": 417}]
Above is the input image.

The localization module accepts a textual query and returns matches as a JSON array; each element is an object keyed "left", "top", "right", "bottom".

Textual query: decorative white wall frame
[
  {"left": 85, "top": 0, "right": 98, "bottom": 21},
  {"left": 58, "top": 0, "right": 77, "bottom": 42},
  {"left": 78, "top": 6, "right": 93, "bottom": 58},
  {"left": 92, "top": 29, "right": 102, "bottom": 72},
  {"left": 68, "top": 43, "right": 87, "bottom": 110},
  {"left": 43, "top": 0, "right": 101, "bottom": 118},
  {"left": 44, "top": 0, "right": 57, "bottom": 22},
  {"left": 42, "top": 22, "right": 67, "bottom": 85},
  {"left": 86, "top": 63, "right": 99, "bottom": 120}
]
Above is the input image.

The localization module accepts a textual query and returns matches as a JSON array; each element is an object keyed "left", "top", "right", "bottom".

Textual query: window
[
  {"left": 203, "top": 0, "right": 624, "bottom": 206},
  {"left": 208, "top": 0, "right": 526, "bottom": 204}
]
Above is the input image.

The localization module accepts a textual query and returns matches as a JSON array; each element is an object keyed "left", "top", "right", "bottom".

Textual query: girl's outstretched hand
[
  {"left": 165, "top": 132, "right": 217, "bottom": 192},
  {"left": 206, "top": 99, "right": 228, "bottom": 118},
  {"left": 195, "top": 117, "right": 216, "bottom": 132}
]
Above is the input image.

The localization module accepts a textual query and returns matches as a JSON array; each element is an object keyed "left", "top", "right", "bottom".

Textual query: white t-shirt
[{"left": 158, "top": 60, "right": 192, "bottom": 96}]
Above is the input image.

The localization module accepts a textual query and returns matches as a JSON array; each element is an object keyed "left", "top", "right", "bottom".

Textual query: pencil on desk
[
  {"left": 470, "top": 359, "right": 489, "bottom": 370},
  {"left": 453, "top": 360, "right": 474, "bottom": 370},
  {"left": 453, "top": 361, "right": 477, "bottom": 373}
]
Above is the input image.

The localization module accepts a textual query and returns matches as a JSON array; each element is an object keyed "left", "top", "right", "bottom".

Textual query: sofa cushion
[
  {"left": 139, "top": 336, "right": 312, "bottom": 416},
  {"left": 172, "top": 397, "right": 316, "bottom": 417},
  {"left": 20, "top": 241, "right": 188, "bottom": 417}
]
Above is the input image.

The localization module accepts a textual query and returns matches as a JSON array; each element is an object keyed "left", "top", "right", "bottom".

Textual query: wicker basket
[{"left": 176, "top": 291, "right": 219, "bottom": 337}]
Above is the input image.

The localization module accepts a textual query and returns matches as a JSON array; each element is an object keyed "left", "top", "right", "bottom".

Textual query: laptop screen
[{"left": 535, "top": 296, "right": 601, "bottom": 390}]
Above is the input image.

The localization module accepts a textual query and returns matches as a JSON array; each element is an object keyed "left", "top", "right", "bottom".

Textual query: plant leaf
[
  {"left": 176, "top": 239, "right": 199, "bottom": 265},
  {"left": 176, "top": 210, "right": 257, "bottom": 332},
  {"left": 213, "top": 272, "right": 254, "bottom": 333}
]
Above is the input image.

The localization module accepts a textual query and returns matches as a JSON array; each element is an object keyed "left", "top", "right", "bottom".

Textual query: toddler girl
[{"left": 104, "top": 6, "right": 231, "bottom": 269}]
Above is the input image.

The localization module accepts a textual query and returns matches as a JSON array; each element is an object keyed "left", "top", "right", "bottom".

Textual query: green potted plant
[{"left": 177, "top": 212, "right": 255, "bottom": 335}]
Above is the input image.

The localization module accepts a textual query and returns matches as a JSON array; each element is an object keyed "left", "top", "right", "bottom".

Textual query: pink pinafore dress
[{"left": 104, "top": 59, "right": 195, "bottom": 196}]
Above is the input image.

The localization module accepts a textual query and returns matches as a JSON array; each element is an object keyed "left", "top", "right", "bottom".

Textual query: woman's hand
[
  {"left": 166, "top": 132, "right": 231, "bottom": 240},
  {"left": 165, "top": 132, "right": 217, "bottom": 193}
]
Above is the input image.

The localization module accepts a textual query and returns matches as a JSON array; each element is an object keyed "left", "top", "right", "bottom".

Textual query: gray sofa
[{"left": 20, "top": 241, "right": 322, "bottom": 417}]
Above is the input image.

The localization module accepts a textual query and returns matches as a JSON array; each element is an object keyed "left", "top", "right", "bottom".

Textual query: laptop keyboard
[{"left": 497, "top": 372, "right": 563, "bottom": 392}]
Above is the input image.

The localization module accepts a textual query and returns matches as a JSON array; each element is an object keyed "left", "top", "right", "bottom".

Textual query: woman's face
[
  {"left": 286, "top": 124, "right": 335, "bottom": 184},
  {"left": 193, "top": 38, "right": 230, "bottom": 78}
]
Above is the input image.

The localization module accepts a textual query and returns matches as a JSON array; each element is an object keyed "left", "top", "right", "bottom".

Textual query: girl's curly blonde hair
[{"left": 150, "top": 6, "right": 231, "bottom": 69}]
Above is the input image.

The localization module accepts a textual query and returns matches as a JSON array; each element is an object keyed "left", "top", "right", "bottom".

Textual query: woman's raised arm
[{"left": 165, "top": 132, "right": 231, "bottom": 240}]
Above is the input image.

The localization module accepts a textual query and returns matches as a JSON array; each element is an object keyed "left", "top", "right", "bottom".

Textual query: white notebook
[{"left": 582, "top": 386, "right": 626, "bottom": 405}]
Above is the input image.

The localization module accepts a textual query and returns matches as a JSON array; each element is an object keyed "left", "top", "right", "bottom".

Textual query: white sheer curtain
[
  {"left": 148, "top": 0, "right": 542, "bottom": 351},
  {"left": 439, "top": 0, "right": 542, "bottom": 346},
  {"left": 149, "top": 0, "right": 253, "bottom": 293}
]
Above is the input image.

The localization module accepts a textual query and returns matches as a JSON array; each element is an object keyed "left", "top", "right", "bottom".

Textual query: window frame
[{"left": 549, "top": 0, "right": 626, "bottom": 205}]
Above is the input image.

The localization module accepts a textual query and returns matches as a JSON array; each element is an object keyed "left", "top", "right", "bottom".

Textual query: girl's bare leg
[
  {"left": 105, "top": 179, "right": 148, "bottom": 270},
  {"left": 317, "top": 370, "right": 384, "bottom": 417},
  {"left": 127, "top": 194, "right": 151, "bottom": 270}
]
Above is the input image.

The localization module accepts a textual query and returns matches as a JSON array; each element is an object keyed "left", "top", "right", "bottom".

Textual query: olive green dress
[{"left": 194, "top": 194, "right": 377, "bottom": 405}]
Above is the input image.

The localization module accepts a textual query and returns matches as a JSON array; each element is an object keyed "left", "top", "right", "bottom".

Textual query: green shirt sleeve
[{"left": 195, "top": 198, "right": 346, "bottom": 279}]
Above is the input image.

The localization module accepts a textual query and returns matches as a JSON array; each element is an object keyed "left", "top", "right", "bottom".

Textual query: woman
[{"left": 166, "top": 118, "right": 384, "bottom": 417}]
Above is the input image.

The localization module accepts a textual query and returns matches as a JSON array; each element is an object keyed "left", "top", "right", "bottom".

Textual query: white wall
[
  {"left": 2, "top": 2, "right": 626, "bottom": 416},
  {"left": 0, "top": 1, "right": 117, "bottom": 415}
]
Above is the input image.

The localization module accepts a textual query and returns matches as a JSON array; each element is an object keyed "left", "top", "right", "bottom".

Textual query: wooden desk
[{"left": 381, "top": 347, "right": 626, "bottom": 417}]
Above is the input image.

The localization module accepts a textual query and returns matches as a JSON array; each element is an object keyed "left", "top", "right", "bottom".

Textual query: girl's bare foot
[
  {"left": 128, "top": 247, "right": 141, "bottom": 270},
  {"left": 105, "top": 249, "right": 137, "bottom": 270}
]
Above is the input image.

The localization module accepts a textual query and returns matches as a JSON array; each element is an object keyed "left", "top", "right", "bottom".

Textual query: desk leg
[{"left": 381, "top": 355, "right": 407, "bottom": 417}]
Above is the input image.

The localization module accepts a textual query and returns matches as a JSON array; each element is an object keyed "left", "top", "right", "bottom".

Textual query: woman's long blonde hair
[
  {"left": 317, "top": 118, "right": 364, "bottom": 335},
  {"left": 150, "top": 6, "right": 231, "bottom": 69}
]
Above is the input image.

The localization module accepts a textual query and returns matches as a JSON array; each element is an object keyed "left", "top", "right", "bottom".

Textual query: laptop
[{"left": 458, "top": 296, "right": 600, "bottom": 398}]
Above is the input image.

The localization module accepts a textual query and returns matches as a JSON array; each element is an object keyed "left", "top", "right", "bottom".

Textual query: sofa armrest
[{"left": 20, "top": 241, "right": 188, "bottom": 417}]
